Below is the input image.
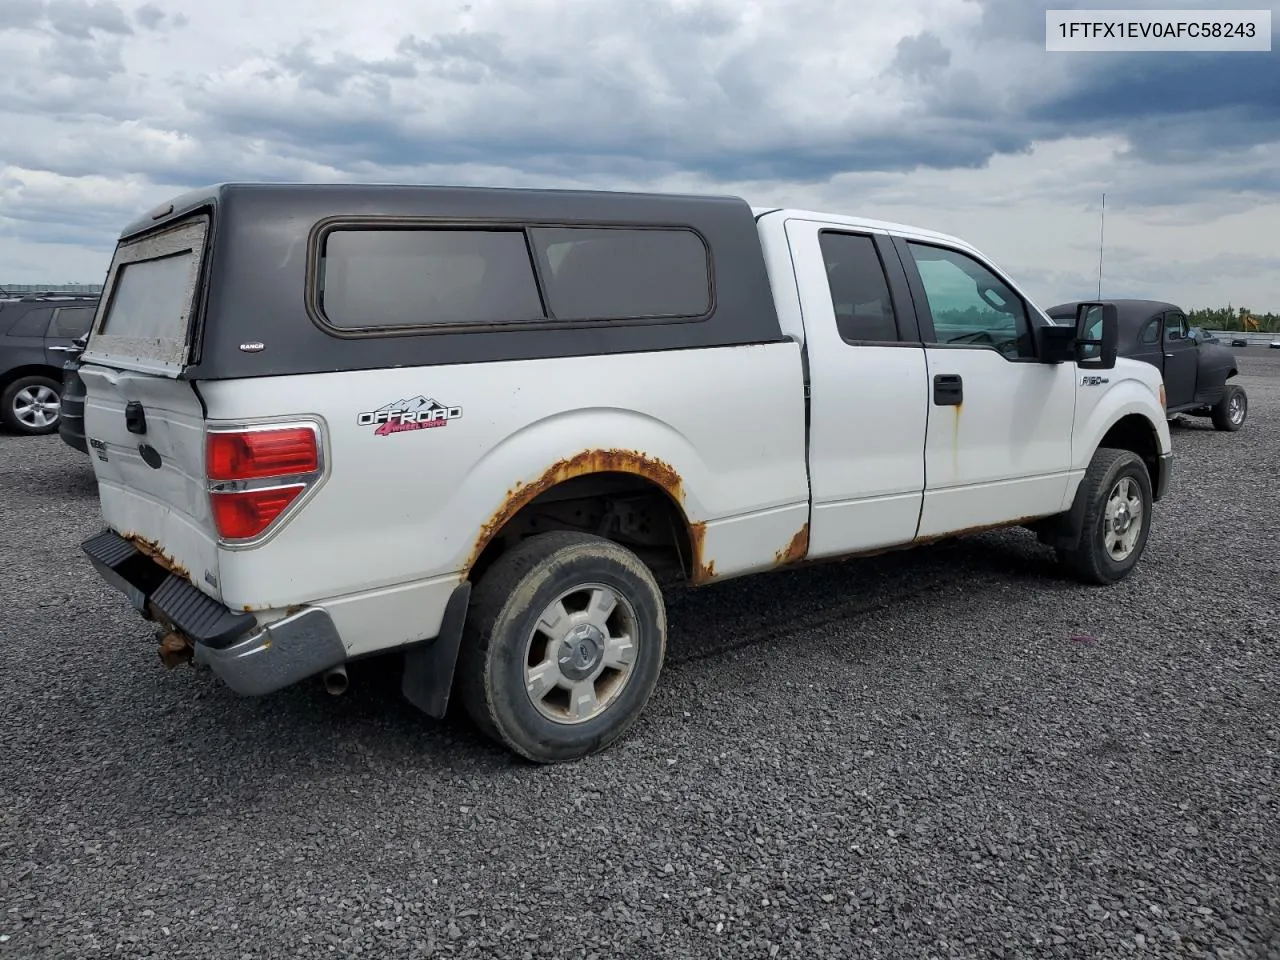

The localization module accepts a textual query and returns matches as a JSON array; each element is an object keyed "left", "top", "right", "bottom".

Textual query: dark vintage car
[{"left": 1046, "top": 299, "right": 1247, "bottom": 432}]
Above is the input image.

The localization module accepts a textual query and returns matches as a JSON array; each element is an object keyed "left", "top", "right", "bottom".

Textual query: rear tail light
[
  {"left": 208, "top": 427, "right": 318, "bottom": 480},
  {"left": 211, "top": 486, "right": 306, "bottom": 540},
  {"left": 206, "top": 423, "right": 323, "bottom": 542}
]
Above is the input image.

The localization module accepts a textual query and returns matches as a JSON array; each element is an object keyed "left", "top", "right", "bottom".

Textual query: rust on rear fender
[{"left": 465, "top": 449, "right": 697, "bottom": 576}]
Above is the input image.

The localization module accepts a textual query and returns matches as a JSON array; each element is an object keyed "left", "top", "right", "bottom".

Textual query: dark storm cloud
[
  {"left": 0, "top": 0, "right": 46, "bottom": 29},
  {"left": 38, "top": 35, "right": 127, "bottom": 79},
  {"left": 44, "top": 0, "right": 133, "bottom": 38},
  {"left": 3, "top": 0, "right": 1278, "bottom": 290},
  {"left": 1028, "top": 50, "right": 1280, "bottom": 156},
  {"left": 890, "top": 31, "right": 951, "bottom": 82}
]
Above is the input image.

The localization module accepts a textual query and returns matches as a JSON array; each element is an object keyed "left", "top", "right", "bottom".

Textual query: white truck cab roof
[{"left": 750, "top": 206, "right": 983, "bottom": 255}]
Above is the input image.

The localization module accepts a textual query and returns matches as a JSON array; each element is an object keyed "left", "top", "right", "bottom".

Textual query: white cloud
[{"left": 0, "top": 0, "right": 1276, "bottom": 312}]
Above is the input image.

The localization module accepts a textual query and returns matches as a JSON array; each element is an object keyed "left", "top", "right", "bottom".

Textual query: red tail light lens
[
  {"left": 205, "top": 423, "right": 322, "bottom": 542},
  {"left": 207, "top": 427, "right": 318, "bottom": 481},
  {"left": 210, "top": 487, "right": 306, "bottom": 540}
]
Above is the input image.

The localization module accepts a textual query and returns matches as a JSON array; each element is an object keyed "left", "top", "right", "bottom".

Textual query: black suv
[{"left": 0, "top": 293, "right": 99, "bottom": 435}]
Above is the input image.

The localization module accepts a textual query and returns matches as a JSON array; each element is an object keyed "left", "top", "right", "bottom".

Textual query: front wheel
[
  {"left": 1056, "top": 448, "right": 1154, "bottom": 585},
  {"left": 455, "top": 530, "right": 667, "bottom": 763},
  {"left": 1, "top": 375, "right": 62, "bottom": 435},
  {"left": 1210, "top": 383, "right": 1247, "bottom": 432}
]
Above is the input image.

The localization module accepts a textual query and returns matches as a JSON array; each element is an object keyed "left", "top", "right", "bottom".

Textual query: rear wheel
[
  {"left": 1, "top": 375, "right": 62, "bottom": 435},
  {"left": 1056, "top": 447, "right": 1153, "bottom": 585},
  {"left": 1210, "top": 383, "right": 1247, "bottom": 432},
  {"left": 455, "top": 530, "right": 667, "bottom": 763}
]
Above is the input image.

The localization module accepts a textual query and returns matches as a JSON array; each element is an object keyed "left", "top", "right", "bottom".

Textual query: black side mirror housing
[
  {"left": 1073, "top": 301, "right": 1119, "bottom": 369},
  {"left": 1037, "top": 323, "right": 1077, "bottom": 363}
]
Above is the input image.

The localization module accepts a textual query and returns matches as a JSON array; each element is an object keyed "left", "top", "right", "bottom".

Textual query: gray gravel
[{"left": 3, "top": 353, "right": 1279, "bottom": 959}]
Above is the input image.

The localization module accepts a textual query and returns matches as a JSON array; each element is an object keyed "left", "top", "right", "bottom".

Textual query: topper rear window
[
  {"left": 99, "top": 253, "right": 195, "bottom": 340},
  {"left": 82, "top": 216, "right": 208, "bottom": 376},
  {"left": 315, "top": 223, "right": 712, "bottom": 332}
]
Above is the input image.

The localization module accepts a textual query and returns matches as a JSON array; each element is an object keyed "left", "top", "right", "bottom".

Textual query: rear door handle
[
  {"left": 933, "top": 373, "right": 963, "bottom": 406},
  {"left": 49, "top": 345, "right": 79, "bottom": 353}
]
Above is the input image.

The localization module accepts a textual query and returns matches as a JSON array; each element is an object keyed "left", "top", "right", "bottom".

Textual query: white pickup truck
[{"left": 77, "top": 183, "right": 1172, "bottom": 762}]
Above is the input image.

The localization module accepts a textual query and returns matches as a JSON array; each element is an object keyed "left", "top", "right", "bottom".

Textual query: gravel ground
[{"left": 2, "top": 354, "right": 1278, "bottom": 959}]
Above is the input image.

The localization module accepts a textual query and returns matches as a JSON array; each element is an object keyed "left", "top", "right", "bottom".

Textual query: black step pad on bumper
[{"left": 82, "top": 530, "right": 256, "bottom": 649}]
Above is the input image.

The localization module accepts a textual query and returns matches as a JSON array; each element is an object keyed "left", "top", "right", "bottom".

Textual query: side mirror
[
  {"left": 1037, "top": 323, "right": 1077, "bottom": 364},
  {"left": 1074, "top": 301, "right": 1118, "bottom": 369}
]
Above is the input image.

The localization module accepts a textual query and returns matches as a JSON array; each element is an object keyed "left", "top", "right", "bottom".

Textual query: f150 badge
[{"left": 357, "top": 396, "right": 463, "bottom": 436}]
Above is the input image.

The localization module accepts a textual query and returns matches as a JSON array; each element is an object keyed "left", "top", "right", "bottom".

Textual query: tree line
[{"left": 1185, "top": 305, "right": 1279, "bottom": 333}]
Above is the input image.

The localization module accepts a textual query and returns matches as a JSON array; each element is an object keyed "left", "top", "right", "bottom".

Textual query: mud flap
[
  {"left": 1034, "top": 482, "right": 1090, "bottom": 552},
  {"left": 401, "top": 580, "right": 472, "bottom": 719}
]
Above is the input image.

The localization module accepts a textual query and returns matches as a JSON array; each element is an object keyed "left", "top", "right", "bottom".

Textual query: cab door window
[
  {"left": 906, "top": 242, "right": 1034, "bottom": 360},
  {"left": 817, "top": 231, "right": 903, "bottom": 344}
]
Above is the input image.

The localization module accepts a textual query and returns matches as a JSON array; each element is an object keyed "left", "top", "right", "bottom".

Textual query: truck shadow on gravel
[
  {"left": 66, "top": 526, "right": 1104, "bottom": 813},
  {"left": 168, "top": 528, "right": 1082, "bottom": 772}
]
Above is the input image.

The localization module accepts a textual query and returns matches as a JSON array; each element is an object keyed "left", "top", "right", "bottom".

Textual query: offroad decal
[{"left": 357, "top": 396, "right": 463, "bottom": 436}]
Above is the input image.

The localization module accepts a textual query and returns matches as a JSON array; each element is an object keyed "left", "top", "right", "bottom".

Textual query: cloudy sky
[{"left": 1, "top": 0, "right": 1277, "bottom": 311}]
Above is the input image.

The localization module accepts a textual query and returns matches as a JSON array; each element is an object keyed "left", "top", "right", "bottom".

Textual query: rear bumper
[
  {"left": 81, "top": 529, "right": 346, "bottom": 696},
  {"left": 192, "top": 607, "right": 347, "bottom": 696}
]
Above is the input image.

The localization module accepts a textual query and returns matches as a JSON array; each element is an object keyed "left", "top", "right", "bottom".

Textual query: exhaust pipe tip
[{"left": 323, "top": 664, "right": 349, "bottom": 696}]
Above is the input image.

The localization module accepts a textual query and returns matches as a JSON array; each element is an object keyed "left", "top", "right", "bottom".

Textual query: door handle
[
  {"left": 933, "top": 374, "right": 963, "bottom": 406},
  {"left": 125, "top": 401, "right": 147, "bottom": 435},
  {"left": 1164, "top": 353, "right": 1174, "bottom": 358},
  {"left": 49, "top": 345, "right": 79, "bottom": 353}
]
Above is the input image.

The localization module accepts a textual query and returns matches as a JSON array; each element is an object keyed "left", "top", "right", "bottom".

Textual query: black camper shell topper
[{"left": 98, "top": 183, "right": 790, "bottom": 382}]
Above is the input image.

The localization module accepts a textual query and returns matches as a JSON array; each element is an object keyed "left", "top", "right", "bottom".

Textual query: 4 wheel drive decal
[{"left": 357, "top": 396, "right": 463, "bottom": 436}]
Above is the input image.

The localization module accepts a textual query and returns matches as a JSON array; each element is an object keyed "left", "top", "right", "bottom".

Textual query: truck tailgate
[{"left": 80, "top": 364, "right": 222, "bottom": 598}]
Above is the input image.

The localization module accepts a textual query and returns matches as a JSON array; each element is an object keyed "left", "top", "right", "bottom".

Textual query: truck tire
[
  {"left": 1, "top": 375, "right": 62, "bottom": 435},
  {"left": 1055, "top": 447, "right": 1153, "bottom": 585},
  {"left": 1210, "top": 383, "right": 1247, "bottom": 432},
  {"left": 455, "top": 530, "right": 667, "bottom": 763}
]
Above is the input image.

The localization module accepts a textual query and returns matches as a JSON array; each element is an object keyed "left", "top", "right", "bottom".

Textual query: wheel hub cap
[
  {"left": 558, "top": 624, "right": 605, "bottom": 682},
  {"left": 1104, "top": 476, "right": 1143, "bottom": 561},
  {"left": 1113, "top": 502, "right": 1132, "bottom": 533},
  {"left": 523, "top": 582, "right": 640, "bottom": 725}
]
